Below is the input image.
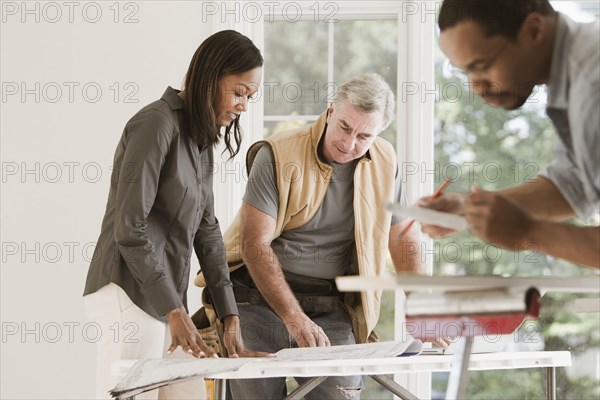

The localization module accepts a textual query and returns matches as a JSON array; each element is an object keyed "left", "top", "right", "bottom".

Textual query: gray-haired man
[{"left": 220, "top": 73, "right": 421, "bottom": 399}]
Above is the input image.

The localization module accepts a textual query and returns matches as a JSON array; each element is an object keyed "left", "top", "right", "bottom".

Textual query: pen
[{"left": 399, "top": 177, "right": 452, "bottom": 237}]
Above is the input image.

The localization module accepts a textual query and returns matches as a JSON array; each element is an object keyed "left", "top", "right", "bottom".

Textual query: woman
[{"left": 83, "top": 30, "right": 263, "bottom": 399}]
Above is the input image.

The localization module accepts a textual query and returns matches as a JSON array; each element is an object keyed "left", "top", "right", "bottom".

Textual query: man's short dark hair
[{"left": 438, "top": 0, "right": 555, "bottom": 41}]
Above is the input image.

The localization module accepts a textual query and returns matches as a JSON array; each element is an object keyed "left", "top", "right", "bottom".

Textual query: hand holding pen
[{"left": 400, "top": 178, "right": 452, "bottom": 237}]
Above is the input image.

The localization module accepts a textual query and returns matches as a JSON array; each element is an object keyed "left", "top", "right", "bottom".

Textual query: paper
[
  {"left": 110, "top": 358, "right": 247, "bottom": 399},
  {"left": 386, "top": 204, "right": 468, "bottom": 231},
  {"left": 274, "top": 340, "right": 423, "bottom": 361},
  {"left": 111, "top": 341, "right": 423, "bottom": 398}
]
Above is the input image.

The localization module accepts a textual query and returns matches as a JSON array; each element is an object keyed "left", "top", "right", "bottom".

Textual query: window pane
[
  {"left": 334, "top": 20, "right": 398, "bottom": 146},
  {"left": 264, "top": 18, "right": 398, "bottom": 146},
  {"left": 333, "top": 20, "right": 398, "bottom": 84},
  {"left": 264, "top": 119, "right": 311, "bottom": 138},
  {"left": 263, "top": 21, "right": 329, "bottom": 116}
]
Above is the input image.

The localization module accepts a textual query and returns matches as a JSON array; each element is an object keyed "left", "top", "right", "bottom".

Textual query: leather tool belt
[{"left": 231, "top": 267, "right": 342, "bottom": 313}]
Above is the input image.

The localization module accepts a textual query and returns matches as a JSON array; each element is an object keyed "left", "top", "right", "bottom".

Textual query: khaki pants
[{"left": 84, "top": 283, "right": 207, "bottom": 400}]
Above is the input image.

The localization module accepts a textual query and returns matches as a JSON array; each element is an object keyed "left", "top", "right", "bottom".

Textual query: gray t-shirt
[{"left": 243, "top": 144, "right": 405, "bottom": 279}]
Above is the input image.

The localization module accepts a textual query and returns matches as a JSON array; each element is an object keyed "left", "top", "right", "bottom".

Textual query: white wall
[{"left": 0, "top": 2, "right": 234, "bottom": 398}]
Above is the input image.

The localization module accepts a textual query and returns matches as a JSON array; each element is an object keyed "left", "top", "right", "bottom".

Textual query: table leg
[
  {"left": 370, "top": 375, "right": 419, "bottom": 400},
  {"left": 445, "top": 336, "right": 473, "bottom": 400},
  {"left": 214, "top": 379, "right": 227, "bottom": 400},
  {"left": 284, "top": 376, "right": 328, "bottom": 400},
  {"left": 546, "top": 367, "right": 556, "bottom": 400}
]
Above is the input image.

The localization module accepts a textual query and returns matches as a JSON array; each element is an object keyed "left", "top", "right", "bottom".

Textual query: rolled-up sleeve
[
  {"left": 243, "top": 145, "right": 279, "bottom": 219},
  {"left": 391, "top": 165, "right": 408, "bottom": 225},
  {"left": 194, "top": 189, "right": 238, "bottom": 319},
  {"left": 113, "top": 109, "right": 183, "bottom": 316},
  {"left": 540, "top": 141, "right": 594, "bottom": 219}
]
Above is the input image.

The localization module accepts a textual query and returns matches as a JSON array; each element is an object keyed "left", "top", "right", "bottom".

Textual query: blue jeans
[{"left": 229, "top": 303, "right": 363, "bottom": 400}]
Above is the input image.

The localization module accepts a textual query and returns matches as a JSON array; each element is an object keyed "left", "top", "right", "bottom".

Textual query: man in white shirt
[{"left": 423, "top": 0, "right": 599, "bottom": 269}]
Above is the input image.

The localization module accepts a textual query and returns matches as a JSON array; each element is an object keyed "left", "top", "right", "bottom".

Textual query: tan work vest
[{"left": 197, "top": 111, "right": 397, "bottom": 343}]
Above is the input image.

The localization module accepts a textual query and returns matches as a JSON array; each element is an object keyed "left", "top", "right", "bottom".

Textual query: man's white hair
[{"left": 333, "top": 73, "right": 395, "bottom": 131}]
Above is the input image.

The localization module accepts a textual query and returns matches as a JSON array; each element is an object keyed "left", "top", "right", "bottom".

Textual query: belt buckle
[{"left": 300, "top": 297, "right": 313, "bottom": 311}]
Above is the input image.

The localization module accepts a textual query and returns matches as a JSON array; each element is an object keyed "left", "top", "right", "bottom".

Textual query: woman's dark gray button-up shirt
[{"left": 84, "top": 87, "right": 237, "bottom": 322}]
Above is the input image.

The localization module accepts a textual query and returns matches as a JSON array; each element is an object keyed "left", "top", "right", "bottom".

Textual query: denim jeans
[{"left": 229, "top": 302, "right": 363, "bottom": 400}]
